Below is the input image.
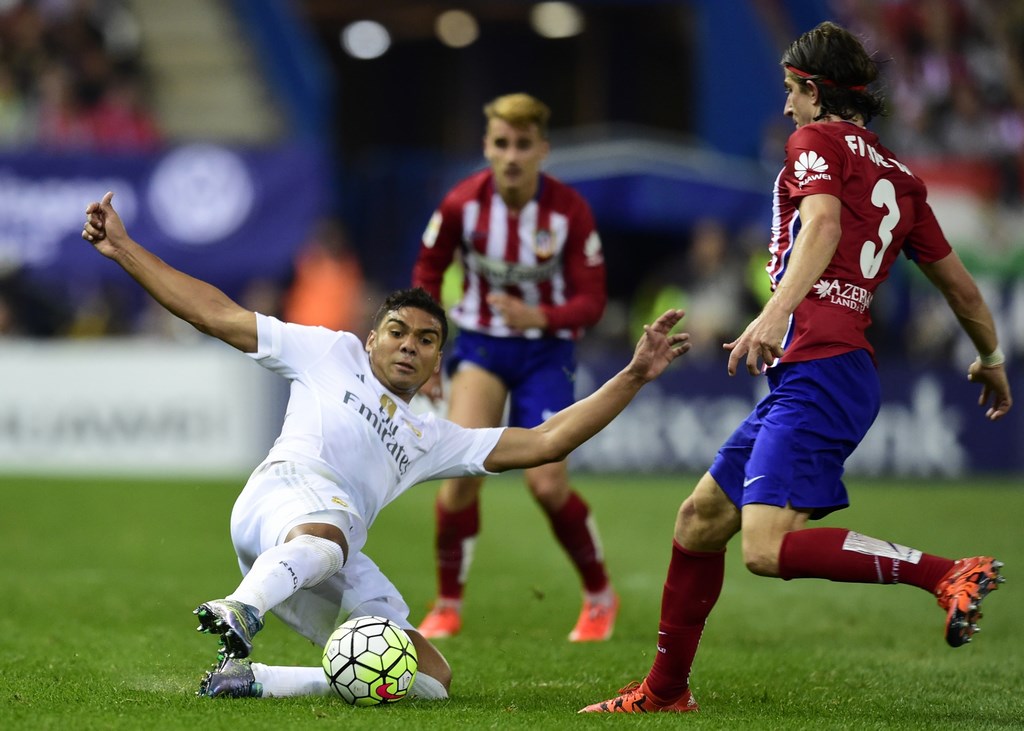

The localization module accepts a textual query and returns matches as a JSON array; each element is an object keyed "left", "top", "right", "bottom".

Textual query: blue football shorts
[
  {"left": 709, "top": 349, "right": 881, "bottom": 519},
  {"left": 447, "top": 330, "right": 576, "bottom": 428}
]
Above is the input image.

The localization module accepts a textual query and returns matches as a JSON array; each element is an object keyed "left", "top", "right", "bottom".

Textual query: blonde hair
[{"left": 483, "top": 93, "right": 551, "bottom": 138}]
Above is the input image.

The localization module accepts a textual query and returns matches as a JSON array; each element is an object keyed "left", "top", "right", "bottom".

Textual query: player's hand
[
  {"left": 486, "top": 292, "right": 547, "bottom": 330},
  {"left": 81, "top": 191, "right": 129, "bottom": 257},
  {"left": 723, "top": 310, "right": 787, "bottom": 376},
  {"left": 627, "top": 308, "right": 690, "bottom": 382},
  {"left": 967, "top": 359, "right": 1012, "bottom": 421}
]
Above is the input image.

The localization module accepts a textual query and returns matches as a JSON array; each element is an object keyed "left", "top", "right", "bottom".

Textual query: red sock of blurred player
[
  {"left": 435, "top": 498, "right": 480, "bottom": 599},
  {"left": 644, "top": 542, "right": 725, "bottom": 702},
  {"left": 545, "top": 490, "right": 609, "bottom": 593},
  {"left": 778, "top": 527, "right": 954, "bottom": 590}
]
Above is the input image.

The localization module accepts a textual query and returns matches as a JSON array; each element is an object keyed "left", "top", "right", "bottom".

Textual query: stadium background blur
[{"left": 1, "top": 0, "right": 1022, "bottom": 477}]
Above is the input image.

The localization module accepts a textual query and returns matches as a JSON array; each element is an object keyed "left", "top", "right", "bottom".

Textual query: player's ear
[
  {"left": 365, "top": 330, "right": 376, "bottom": 353},
  {"left": 806, "top": 80, "right": 820, "bottom": 104},
  {"left": 433, "top": 350, "right": 443, "bottom": 374}
]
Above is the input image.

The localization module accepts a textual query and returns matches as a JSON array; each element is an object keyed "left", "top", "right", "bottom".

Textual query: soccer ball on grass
[{"left": 322, "top": 615, "right": 418, "bottom": 706}]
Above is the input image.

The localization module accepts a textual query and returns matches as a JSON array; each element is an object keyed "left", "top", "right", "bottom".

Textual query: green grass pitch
[{"left": 1, "top": 472, "right": 1021, "bottom": 729}]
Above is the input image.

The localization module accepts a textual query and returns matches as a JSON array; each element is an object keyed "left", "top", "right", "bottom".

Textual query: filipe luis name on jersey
[{"left": 843, "top": 134, "right": 913, "bottom": 176}]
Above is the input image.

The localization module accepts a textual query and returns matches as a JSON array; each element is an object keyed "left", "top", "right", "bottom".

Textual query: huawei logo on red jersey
[
  {"left": 795, "top": 150, "right": 828, "bottom": 178},
  {"left": 794, "top": 150, "right": 831, "bottom": 187}
]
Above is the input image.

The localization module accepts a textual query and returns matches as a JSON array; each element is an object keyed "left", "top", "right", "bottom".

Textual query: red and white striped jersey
[
  {"left": 412, "top": 169, "right": 606, "bottom": 340},
  {"left": 768, "top": 121, "right": 952, "bottom": 363}
]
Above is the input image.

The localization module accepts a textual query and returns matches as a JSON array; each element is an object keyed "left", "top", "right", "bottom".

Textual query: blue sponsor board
[
  {"left": 0, "top": 144, "right": 328, "bottom": 300},
  {"left": 573, "top": 359, "right": 1023, "bottom": 476}
]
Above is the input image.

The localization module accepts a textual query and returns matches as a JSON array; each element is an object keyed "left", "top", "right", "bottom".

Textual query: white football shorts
[{"left": 229, "top": 460, "right": 413, "bottom": 646}]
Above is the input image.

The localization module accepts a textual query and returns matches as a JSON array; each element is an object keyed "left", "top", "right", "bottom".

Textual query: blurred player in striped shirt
[{"left": 412, "top": 93, "right": 616, "bottom": 642}]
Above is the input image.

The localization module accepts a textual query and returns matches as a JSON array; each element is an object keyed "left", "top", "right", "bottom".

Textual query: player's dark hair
[
  {"left": 781, "top": 21, "right": 886, "bottom": 124},
  {"left": 373, "top": 287, "right": 449, "bottom": 346}
]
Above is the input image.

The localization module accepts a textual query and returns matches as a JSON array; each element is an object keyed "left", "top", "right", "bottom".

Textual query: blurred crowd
[
  {"left": 839, "top": 0, "right": 1024, "bottom": 204},
  {"left": 0, "top": 213, "right": 376, "bottom": 340},
  {"left": 835, "top": 0, "right": 1024, "bottom": 364},
  {"left": 0, "top": 0, "right": 160, "bottom": 152},
  {"left": 0, "top": 0, "right": 161, "bottom": 337},
  {"left": 2, "top": 0, "right": 1023, "bottom": 367}
]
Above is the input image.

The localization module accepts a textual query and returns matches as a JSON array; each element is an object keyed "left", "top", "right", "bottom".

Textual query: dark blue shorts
[
  {"left": 447, "top": 330, "right": 577, "bottom": 428},
  {"left": 709, "top": 349, "right": 880, "bottom": 519}
]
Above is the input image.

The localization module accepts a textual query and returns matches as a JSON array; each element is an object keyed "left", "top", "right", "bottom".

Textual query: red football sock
[
  {"left": 778, "top": 527, "right": 954, "bottom": 591},
  {"left": 645, "top": 541, "right": 725, "bottom": 701},
  {"left": 435, "top": 498, "right": 480, "bottom": 600},
  {"left": 545, "top": 490, "right": 608, "bottom": 593}
]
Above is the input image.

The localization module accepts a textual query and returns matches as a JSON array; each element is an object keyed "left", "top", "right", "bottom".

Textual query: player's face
[
  {"left": 783, "top": 75, "right": 819, "bottom": 128},
  {"left": 365, "top": 307, "right": 443, "bottom": 400},
  {"left": 483, "top": 118, "right": 549, "bottom": 202}
]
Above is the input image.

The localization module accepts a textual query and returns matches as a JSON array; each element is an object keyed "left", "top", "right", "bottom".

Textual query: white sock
[
  {"left": 251, "top": 664, "right": 449, "bottom": 701},
  {"left": 228, "top": 535, "right": 345, "bottom": 616},
  {"left": 409, "top": 672, "right": 448, "bottom": 700},
  {"left": 252, "top": 663, "right": 331, "bottom": 698}
]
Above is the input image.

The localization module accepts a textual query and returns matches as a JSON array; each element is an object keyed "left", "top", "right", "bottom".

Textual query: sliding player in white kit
[{"left": 80, "top": 191, "right": 692, "bottom": 700}]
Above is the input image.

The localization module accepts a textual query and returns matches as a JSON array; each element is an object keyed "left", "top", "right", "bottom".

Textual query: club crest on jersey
[
  {"left": 532, "top": 229, "right": 555, "bottom": 260},
  {"left": 380, "top": 394, "right": 398, "bottom": 420},
  {"left": 794, "top": 150, "right": 831, "bottom": 187}
]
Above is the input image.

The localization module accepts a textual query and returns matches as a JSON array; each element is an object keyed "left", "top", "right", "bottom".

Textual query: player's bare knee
[
  {"left": 741, "top": 537, "right": 782, "bottom": 577},
  {"left": 676, "top": 487, "right": 739, "bottom": 550},
  {"left": 439, "top": 477, "right": 483, "bottom": 511},
  {"left": 676, "top": 505, "right": 715, "bottom": 549},
  {"left": 525, "top": 475, "right": 568, "bottom": 509},
  {"left": 676, "top": 496, "right": 699, "bottom": 532},
  {"left": 742, "top": 550, "right": 778, "bottom": 577}
]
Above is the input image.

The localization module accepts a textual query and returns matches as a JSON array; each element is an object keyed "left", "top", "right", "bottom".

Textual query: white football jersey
[{"left": 248, "top": 314, "right": 504, "bottom": 527}]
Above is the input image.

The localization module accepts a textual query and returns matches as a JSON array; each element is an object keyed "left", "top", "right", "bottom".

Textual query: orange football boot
[
  {"left": 578, "top": 679, "right": 699, "bottom": 713},
  {"left": 417, "top": 602, "right": 462, "bottom": 639},
  {"left": 934, "top": 556, "right": 1004, "bottom": 647},
  {"left": 568, "top": 592, "right": 619, "bottom": 642}
]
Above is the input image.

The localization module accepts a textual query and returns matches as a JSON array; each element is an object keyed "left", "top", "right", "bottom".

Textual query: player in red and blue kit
[
  {"left": 412, "top": 93, "right": 617, "bottom": 643},
  {"left": 583, "top": 21, "right": 1012, "bottom": 714}
]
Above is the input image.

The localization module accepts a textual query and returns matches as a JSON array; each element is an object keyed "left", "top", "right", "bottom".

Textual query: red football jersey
[
  {"left": 411, "top": 170, "right": 606, "bottom": 340},
  {"left": 768, "top": 121, "right": 952, "bottom": 363}
]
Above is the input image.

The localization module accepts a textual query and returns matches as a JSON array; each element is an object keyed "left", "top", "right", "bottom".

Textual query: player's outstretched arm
[
  {"left": 81, "top": 192, "right": 257, "bottom": 352},
  {"left": 483, "top": 309, "right": 690, "bottom": 472},
  {"left": 918, "top": 252, "right": 1012, "bottom": 421}
]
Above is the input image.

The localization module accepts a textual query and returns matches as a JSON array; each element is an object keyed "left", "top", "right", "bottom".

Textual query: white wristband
[{"left": 979, "top": 347, "right": 1005, "bottom": 367}]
